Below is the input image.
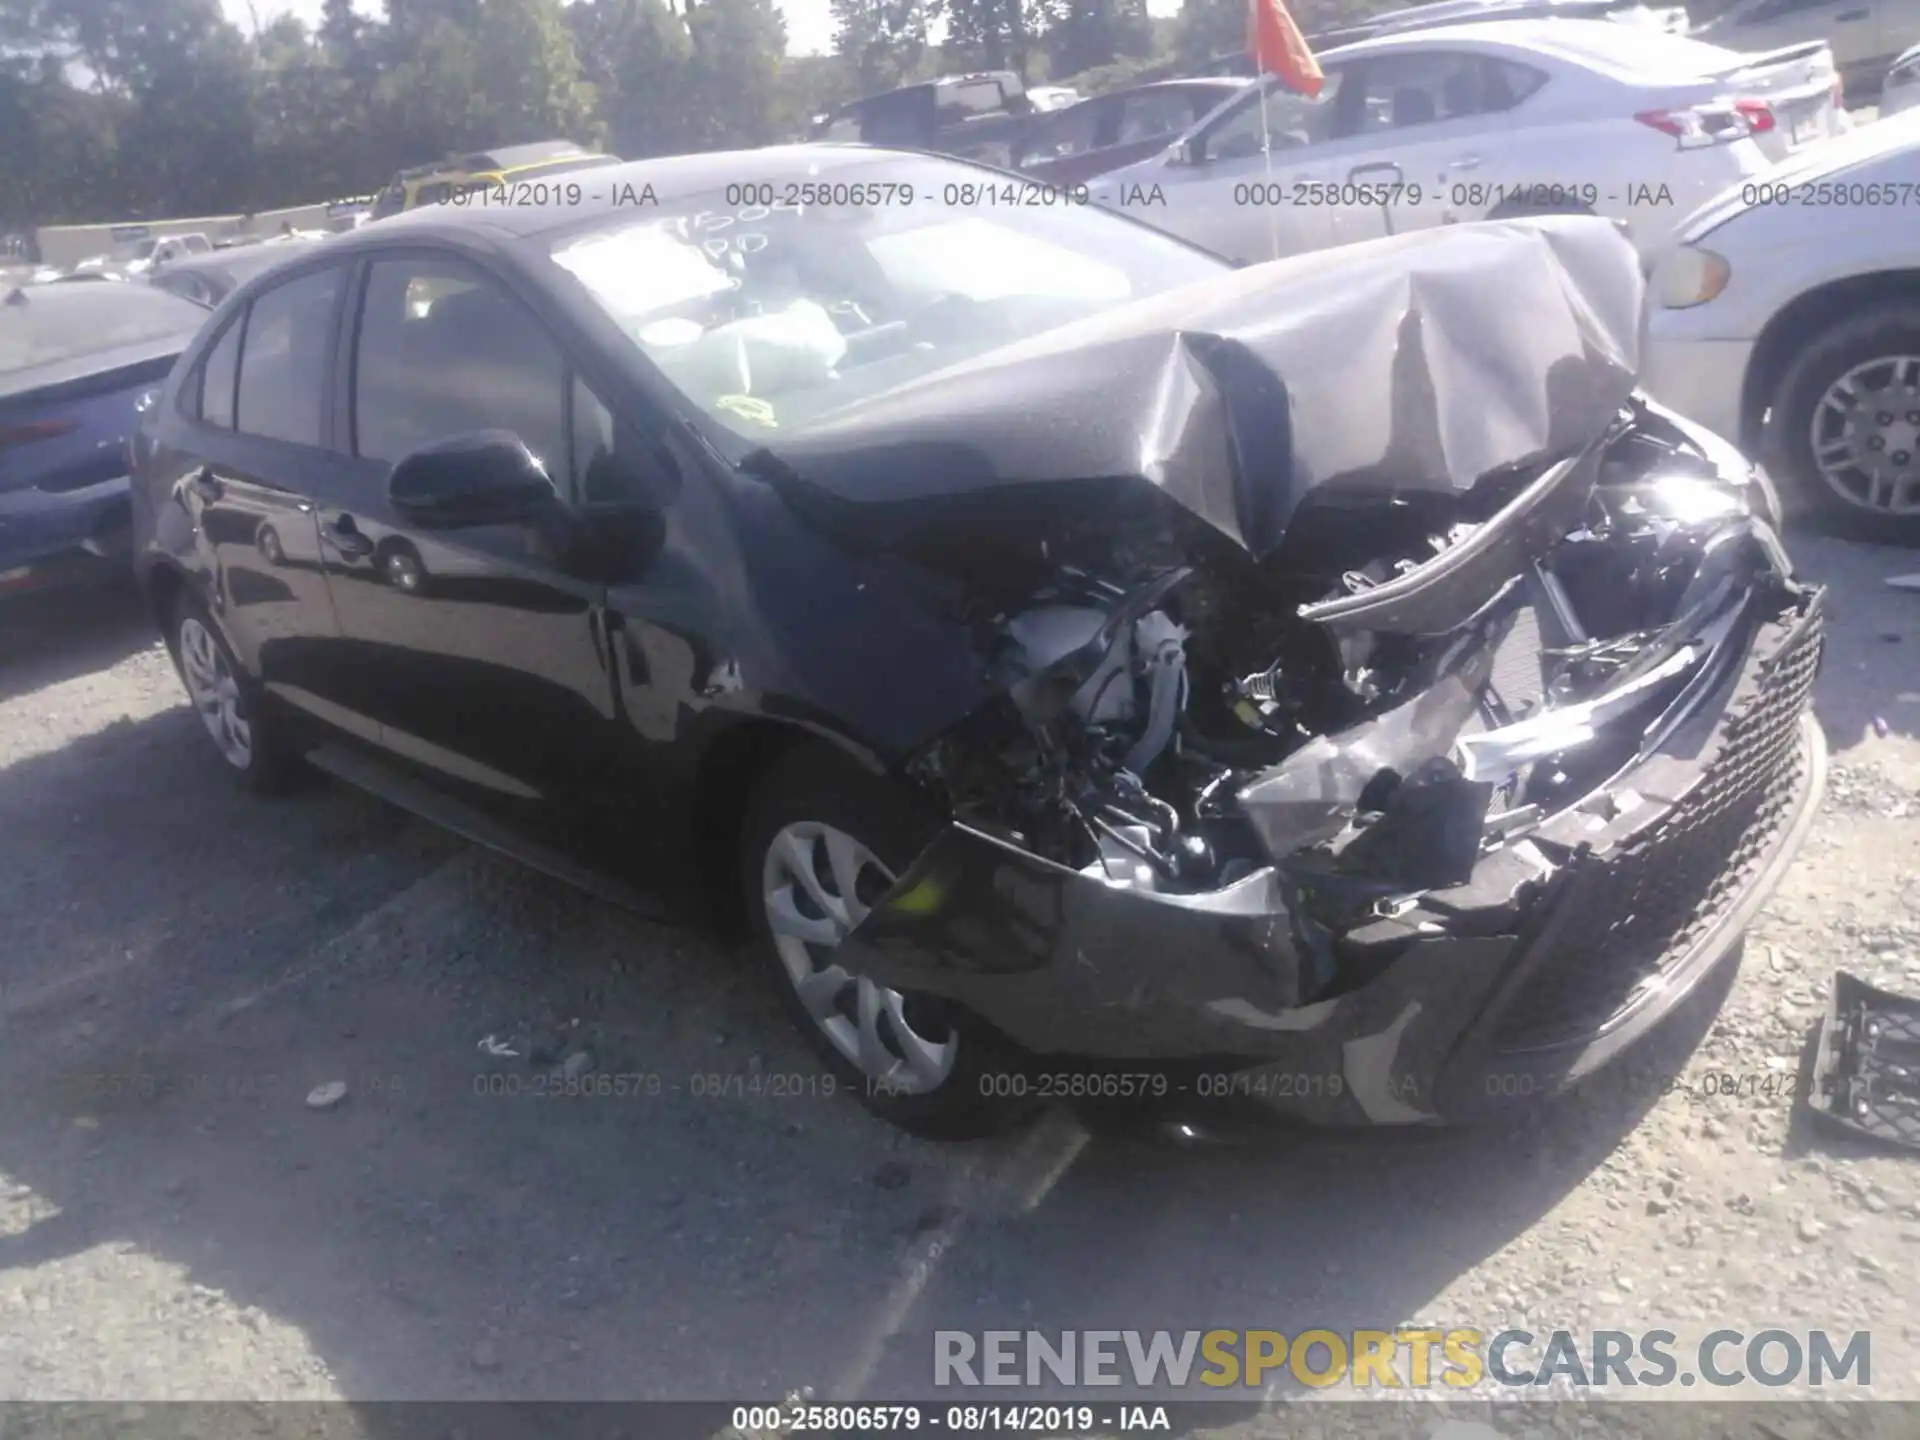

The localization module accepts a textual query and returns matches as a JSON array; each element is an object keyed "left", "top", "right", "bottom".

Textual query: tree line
[{"left": 1, "top": 0, "right": 1732, "bottom": 230}]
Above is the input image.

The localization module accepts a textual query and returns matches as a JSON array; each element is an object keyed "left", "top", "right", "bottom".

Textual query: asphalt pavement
[{"left": 0, "top": 531, "right": 1916, "bottom": 1423}]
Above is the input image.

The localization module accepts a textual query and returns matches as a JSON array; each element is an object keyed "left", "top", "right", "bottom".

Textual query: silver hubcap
[
  {"left": 386, "top": 552, "right": 422, "bottom": 591},
  {"left": 178, "top": 617, "right": 253, "bottom": 769},
  {"left": 1810, "top": 354, "right": 1920, "bottom": 516},
  {"left": 761, "top": 821, "right": 958, "bottom": 1095}
]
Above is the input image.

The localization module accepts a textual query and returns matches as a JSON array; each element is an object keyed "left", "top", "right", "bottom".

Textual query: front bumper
[
  {"left": 840, "top": 587, "right": 1827, "bottom": 1126},
  {"left": 0, "top": 476, "right": 134, "bottom": 595}
]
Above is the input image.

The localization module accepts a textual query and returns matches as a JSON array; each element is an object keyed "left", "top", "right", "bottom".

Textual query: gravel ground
[{"left": 0, "top": 534, "right": 1916, "bottom": 1429}]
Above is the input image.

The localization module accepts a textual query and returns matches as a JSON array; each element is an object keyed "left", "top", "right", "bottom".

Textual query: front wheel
[
  {"left": 739, "top": 746, "right": 1036, "bottom": 1139},
  {"left": 1761, "top": 304, "right": 1920, "bottom": 545}
]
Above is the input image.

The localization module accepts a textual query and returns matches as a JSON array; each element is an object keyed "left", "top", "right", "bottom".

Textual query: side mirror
[{"left": 388, "top": 430, "right": 558, "bottom": 529}]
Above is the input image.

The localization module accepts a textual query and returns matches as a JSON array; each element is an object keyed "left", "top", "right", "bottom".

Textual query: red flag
[{"left": 1247, "top": 0, "right": 1325, "bottom": 98}]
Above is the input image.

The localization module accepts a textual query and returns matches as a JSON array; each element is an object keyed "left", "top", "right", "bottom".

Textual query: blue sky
[{"left": 219, "top": 0, "right": 1183, "bottom": 62}]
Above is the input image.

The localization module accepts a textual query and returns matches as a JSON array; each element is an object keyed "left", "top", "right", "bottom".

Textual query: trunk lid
[{"left": 1643, "top": 41, "right": 1842, "bottom": 160}]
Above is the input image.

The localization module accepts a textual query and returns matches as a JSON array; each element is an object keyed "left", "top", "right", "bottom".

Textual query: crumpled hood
[{"left": 756, "top": 215, "right": 1644, "bottom": 560}]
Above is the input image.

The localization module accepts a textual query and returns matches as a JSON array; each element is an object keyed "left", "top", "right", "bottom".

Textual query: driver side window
[
  {"left": 352, "top": 256, "right": 570, "bottom": 485},
  {"left": 1197, "top": 71, "right": 1346, "bottom": 162}
]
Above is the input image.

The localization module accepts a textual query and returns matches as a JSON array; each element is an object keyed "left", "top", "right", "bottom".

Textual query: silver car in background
[
  {"left": 1884, "top": 42, "right": 1920, "bottom": 116},
  {"left": 1643, "top": 108, "right": 1920, "bottom": 543}
]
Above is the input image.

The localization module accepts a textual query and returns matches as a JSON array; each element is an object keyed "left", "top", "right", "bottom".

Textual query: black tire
[
  {"left": 1760, "top": 303, "right": 1920, "bottom": 545},
  {"left": 168, "top": 590, "right": 306, "bottom": 794},
  {"left": 738, "top": 745, "right": 1037, "bottom": 1139}
]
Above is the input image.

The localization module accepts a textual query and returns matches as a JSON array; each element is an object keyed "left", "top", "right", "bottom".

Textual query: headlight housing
[{"left": 1657, "top": 245, "right": 1731, "bottom": 310}]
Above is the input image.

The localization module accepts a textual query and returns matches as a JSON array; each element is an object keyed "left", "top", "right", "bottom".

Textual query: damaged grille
[{"left": 1492, "top": 600, "right": 1824, "bottom": 1053}]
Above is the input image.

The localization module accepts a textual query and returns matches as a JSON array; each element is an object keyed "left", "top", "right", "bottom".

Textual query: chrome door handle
[{"left": 1448, "top": 156, "right": 1483, "bottom": 171}]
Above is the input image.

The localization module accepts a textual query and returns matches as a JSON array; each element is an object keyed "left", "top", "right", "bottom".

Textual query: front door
[
  {"left": 1329, "top": 51, "right": 1529, "bottom": 245},
  {"left": 313, "top": 251, "right": 624, "bottom": 813}
]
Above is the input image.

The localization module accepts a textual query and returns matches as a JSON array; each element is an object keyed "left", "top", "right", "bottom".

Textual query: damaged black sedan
[{"left": 130, "top": 147, "right": 1826, "bottom": 1138}]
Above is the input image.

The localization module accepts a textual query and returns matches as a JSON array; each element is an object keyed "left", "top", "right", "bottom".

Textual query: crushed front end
[{"left": 833, "top": 398, "right": 1827, "bottom": 1125}]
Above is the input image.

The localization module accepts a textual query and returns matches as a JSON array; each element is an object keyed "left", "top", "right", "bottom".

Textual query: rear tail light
[
  {"left": 1634, "top": 99, "right": 1771, "bottom": 149},
  {"left": 0, "top": 418, "right": 78, "bottom": 451}
]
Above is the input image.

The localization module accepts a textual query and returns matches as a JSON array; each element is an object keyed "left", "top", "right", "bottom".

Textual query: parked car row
[{"left": 1087, "top": 19, "right": 1842, "bottom": 258}]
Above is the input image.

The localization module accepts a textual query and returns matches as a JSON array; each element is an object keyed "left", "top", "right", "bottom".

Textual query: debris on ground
[
  {"left": 304, "top": 1081, "right": 349, "bottom": 1110},
  {"left": 1808, "top": 970, "right": 1920, "bottom": 1151}
]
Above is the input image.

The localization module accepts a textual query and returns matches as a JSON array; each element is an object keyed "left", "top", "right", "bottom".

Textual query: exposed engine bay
[
  {"left": 741, "top": 215, "right": 1825, "bottom": 1111},
  {"left": 904, "top": 396, "right": 1792, "bottom": 1003}
]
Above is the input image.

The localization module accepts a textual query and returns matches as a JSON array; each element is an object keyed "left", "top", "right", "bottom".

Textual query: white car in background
[
  {"left": 1696, "top": 0, "right": 1920, "bottom": 95},
  {"left": 1027, "top": 85, "right": 1084, "bottom": 111},
  {"left": 1095, "top": 19, "right": 1843, "bottom": 266},
  {"left": 1884, "top": 41, "right": 1920, "bottom": 115},
  {"left": 1643, "top": 108, "right": 1920, "bottom": 542}
]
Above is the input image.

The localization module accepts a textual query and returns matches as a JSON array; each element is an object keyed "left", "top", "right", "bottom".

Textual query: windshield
[{"left": 547, "top": 156, "right": 1224, "bottom": 439}]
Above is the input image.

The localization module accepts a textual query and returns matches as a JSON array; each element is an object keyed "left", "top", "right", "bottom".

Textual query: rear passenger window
[
  {"left": 197, "top": 316, "right": 241, "bottom": 429},
  {"left": 1116, "top": 90, "right": 1196, "bottom": 145},
  {"left": 235, "top": 267, "right": 343, "bottom": 446},
  {"left": 1484, "top": 58, "right": 1548, "bottom": 110},
  {"left": 1017, "top": 101, "right": 1105, "bottom": 163},
  {"left": 1351, "top": 51, "right": 1497, "bottom": 133}
]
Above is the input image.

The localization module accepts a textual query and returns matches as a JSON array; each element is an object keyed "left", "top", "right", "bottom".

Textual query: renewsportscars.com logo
[{"left": 933, "top": 1329, "right": 1872, "bottom": 1391}]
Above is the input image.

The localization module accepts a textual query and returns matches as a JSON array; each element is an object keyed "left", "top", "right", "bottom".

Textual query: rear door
[
  {"left": 1333, "top": 49, "right": 1539, "bottom": 242},
  {"left": 311, "top": 248, "right": 625, "bottom": 812},
  {"left": 171, "top": 265, "right": 356, "bottom": 708}
]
